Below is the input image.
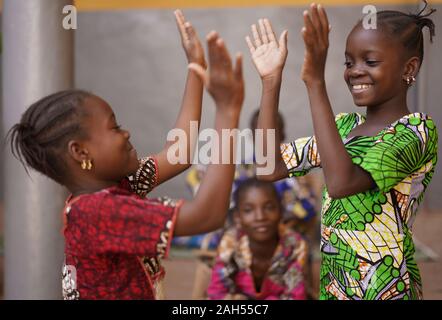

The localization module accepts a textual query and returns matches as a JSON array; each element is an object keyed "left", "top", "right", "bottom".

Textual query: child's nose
[
  {"left": 123, "top": 129, "right": 131, "bottom": 139},
  {"left": 349, "top": 65, "right": 366, "bottom": 77},
  {"left": 255, "top": 209, "right": 265, "bottom": 220}
]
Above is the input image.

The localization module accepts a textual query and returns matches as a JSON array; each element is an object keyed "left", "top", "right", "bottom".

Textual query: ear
[
  {"left": 402, "top": 56, "right": 420, "bottom": 80},
  {"left": 67, "top": 140, "right": 89, "bottom": 163}
]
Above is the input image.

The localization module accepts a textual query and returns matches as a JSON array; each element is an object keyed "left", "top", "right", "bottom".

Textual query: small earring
[
  {"left": 405, "top": 75, "right": 416, "bottom": 86},
  {"left": 81, "top": 159, "right": 93, "bottom": 170}
]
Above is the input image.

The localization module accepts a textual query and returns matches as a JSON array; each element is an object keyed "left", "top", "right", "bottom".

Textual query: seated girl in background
[{"left": 207, "top": 178, "right": 310, "bottom": 300}]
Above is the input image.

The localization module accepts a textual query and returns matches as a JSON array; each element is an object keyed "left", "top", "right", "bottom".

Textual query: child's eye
[
  {"left": 366, "top": 60, "right": 379, "bottom": 66},
  {"left": 113, "top": 125, "right": 122, "bottom": 130},
  {"left": 242, "top": 207, "right": 253, "bottom": 213},
  {"left": 344, "top": 61, "right": 353, "bottom": 68}
]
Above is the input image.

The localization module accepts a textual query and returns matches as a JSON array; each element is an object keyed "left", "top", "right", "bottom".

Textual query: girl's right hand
[
  {"left": 246, "top": 19, "right": 288, "bottom": 81},
  {"left": 189, "top": 32, "right": 244, "bottom": 113},
  {"left": 301, "top": 3, "right": 330, "bottom": 85},
  {"left": 174, "top": 9, "right": 207, "bottom": 69}
]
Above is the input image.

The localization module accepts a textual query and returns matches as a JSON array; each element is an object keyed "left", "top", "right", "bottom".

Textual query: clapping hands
[
  {"left": 300, "top": 3, "right": 331, "bottom": 85},
  {"left": 189, "top": 32, "right": 244, "bottom": 112},
  {"left": 245, "top": 18, "right": 288, "bottom": 80},
  {"left": 175, "top": 9, "right": 207, "bottom": 69}
]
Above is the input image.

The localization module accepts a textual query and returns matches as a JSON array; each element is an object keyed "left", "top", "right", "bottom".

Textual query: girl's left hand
[
  {"left": 301, "top": 3, "right": 330, "bottom": 85},
  {"left": 246, "top": 18, "right": 288, "bottom": 81},
  {"left": 174, "top": 9, "right": 207, "bottom": 69}
]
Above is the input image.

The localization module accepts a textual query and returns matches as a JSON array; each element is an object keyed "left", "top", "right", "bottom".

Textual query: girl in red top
[{"left": 8, "top": 10, "right": 245, "bottom": 300}]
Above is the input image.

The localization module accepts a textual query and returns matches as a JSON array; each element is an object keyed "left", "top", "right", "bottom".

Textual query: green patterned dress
[{"left": 281, "top": 112, "right": 438, "bottom": 300}]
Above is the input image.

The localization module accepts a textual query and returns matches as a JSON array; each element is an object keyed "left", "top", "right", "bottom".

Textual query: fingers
[
  {"left": 184, "top": 21, "right": 198, "bottom": 41},
  {"left": 206, "top": 30, "right": 220, "bottom": 67},
  {"left": 317, "top": 4, "right": 331, "bottom": 39},
  {"left": 175, "top": 9, "right": 201, "bottom": 43},
  {"left": 263, "top": 18, "right": 277, "bottom": 43},
  {"left": 245, "top": 35, "right": 255, "bottom": 54},
  {"left": 310, "top": 3, "right": 323, "bottom": 37},
  {"left": 302, "top": 11, "right": 315, "bottom": 48},
  {"left": 258, "top": 19, "right": 269, "bottom": 44},
  {"left": 303, "top": 9, "right": 315, "bottom": 38},
  {"left": 174, "top": 9, "right": 188, "bottom": 41},
  {"left": 303, "top": 4, "right": 330, "bottom": 44},
  {"left": 215, "top": 38, "right": 233, "bottom": 70},
  {"left": 250, "top": 18, "right": 278, "bottom": 49},
  {"left": 251, "top": 24, "right": 262, "bottom": 47}
]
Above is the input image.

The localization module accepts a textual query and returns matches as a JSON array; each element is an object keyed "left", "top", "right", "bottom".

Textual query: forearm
[
  {"left": 256, "top": 74, "right": 287, "bottom": 180},
  {"left": 174, "top": 108, "right": 240, "bottom": 236},
  {"left": 154, "top": 70, "right": 204, "bottom": 185},
  {"left": 166, "top": 69, "right": 204, "bottom": 159},
  {"left": 306, "top": 81, "right": 362, "bottom": 196}
]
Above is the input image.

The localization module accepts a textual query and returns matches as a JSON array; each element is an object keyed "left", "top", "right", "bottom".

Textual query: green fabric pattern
[{"left": 281, "top": 112, "right": 438, "bottom": 300}]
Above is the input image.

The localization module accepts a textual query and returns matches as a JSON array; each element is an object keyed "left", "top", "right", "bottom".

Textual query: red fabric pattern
[{"left": 62, "top": 157, "right": 181, "bottom": 300}]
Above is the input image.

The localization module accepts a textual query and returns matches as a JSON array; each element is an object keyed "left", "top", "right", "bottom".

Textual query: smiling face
[
  {"left": 81, "top": 96, "right": 139, "bottom": 182},
  {"left": 344, "top": 24, "right": 409, "bottom": 107},
  {"left": 236, "top": 186, "right": 282, "bottom": 243}
]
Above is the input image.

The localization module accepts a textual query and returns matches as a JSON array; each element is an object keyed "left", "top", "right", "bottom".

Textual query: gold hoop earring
[
  {"left": 81, "top": 160, "right": 87, "bottom": 170},
  {"left": 87, "top": 159, "right": 93, "bottom": 170}
]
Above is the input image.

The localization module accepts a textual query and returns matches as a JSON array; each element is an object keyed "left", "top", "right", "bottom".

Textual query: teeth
[{"left": 353, "top": 84, "right": 371, "bottom": 90}]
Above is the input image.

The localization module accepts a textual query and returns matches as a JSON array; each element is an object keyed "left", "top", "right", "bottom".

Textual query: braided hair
[
  {"left": 8, "top": 89, "right": 93, "bottom": 184},
  {"left": 375, "top": 0, "right": 436, "bottom": 66},
  {"left": 233, "top": 177, "right": 282, "bottom": 211}
]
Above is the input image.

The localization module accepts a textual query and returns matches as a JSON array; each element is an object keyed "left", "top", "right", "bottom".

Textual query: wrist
[
  {"left": 188, "top": 58, "right": 207, "bottom": 69},
  {"left": 215, "top": 106, "right": 241, "bottom": 120},
  {"left": 261, "top": 74, "right": 283, "bottom": 90},
  {"left": 262, "top": 72, "right": 283, "bottom": 83},
  {"left": 304, "top": 78, "right": 326, "bottom": 89}
]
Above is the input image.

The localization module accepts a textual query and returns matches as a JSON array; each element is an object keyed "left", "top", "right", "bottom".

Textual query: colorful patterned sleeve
[
  {"left": 127, "top": 156, "right": 159, "bottom": 197},
  {"left": 281, "top": 113, "right": 356, "bottom": 177},
  {"left": 358, "top": 114, "right": 438, "bottom": 194},
  {"left": 67, "top": 192, "right": 182, "bottom": 258}
]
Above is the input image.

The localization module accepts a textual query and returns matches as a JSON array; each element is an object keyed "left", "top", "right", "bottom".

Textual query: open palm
[{"left": 246, "top": 19, "right": 288, "bottom": 79}]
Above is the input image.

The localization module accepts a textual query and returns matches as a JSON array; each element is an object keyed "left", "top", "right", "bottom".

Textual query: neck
[
  {"left": 364, "top": 93, "right": 411, "bottom": 126},
  {"left": 67, "top": 179, "right": 119, "bottom": 198},
  {"left": 249, "top": 236, "right": 279, "bottom": 260}
]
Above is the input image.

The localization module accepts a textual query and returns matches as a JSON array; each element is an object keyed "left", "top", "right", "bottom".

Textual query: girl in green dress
[{"left": 246, "top": 1, "right": 438, "bottom": 299}]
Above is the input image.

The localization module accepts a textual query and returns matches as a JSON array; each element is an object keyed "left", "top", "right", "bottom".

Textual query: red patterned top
[{"left": 62, "top": 157, "right": 182, "bottom": 300}]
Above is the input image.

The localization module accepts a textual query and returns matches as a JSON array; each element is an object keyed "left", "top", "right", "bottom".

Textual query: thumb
[
  {"left": 279, "top": 30, "right": 288, "bottom": 52},
  {"left": 234, "top": 53, "right": 243, "bottom": 81}
]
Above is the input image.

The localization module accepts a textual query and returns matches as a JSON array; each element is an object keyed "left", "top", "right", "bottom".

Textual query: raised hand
[
  {"left": 174, "top": 9, "right": 207, "bottom": 68},
  {"left": 188, "top": 32, "right": 244, "bottom": 110},
  {"left": 301, "top": 3, "right": 330, "bottom": 84},
  {"left": 246, "top": 19, "right": 288, "bottom": 80}
]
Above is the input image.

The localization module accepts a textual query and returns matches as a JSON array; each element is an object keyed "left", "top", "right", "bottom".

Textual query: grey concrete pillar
[{"left": 2, "top": 0, "right": 73, "bottom": 299}]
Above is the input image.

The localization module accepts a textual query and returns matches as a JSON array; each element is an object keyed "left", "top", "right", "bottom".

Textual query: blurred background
[{"left": 0, "top": 0, "right": 441, "bottom": 299}]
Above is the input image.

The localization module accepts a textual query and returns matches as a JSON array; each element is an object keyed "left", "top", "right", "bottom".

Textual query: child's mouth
[
  {"left": 254, "top": 226, "right": 270, "bottom": 233},
  {"left": 351, "top": 84, "right": 372, "bottom": 93}
]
